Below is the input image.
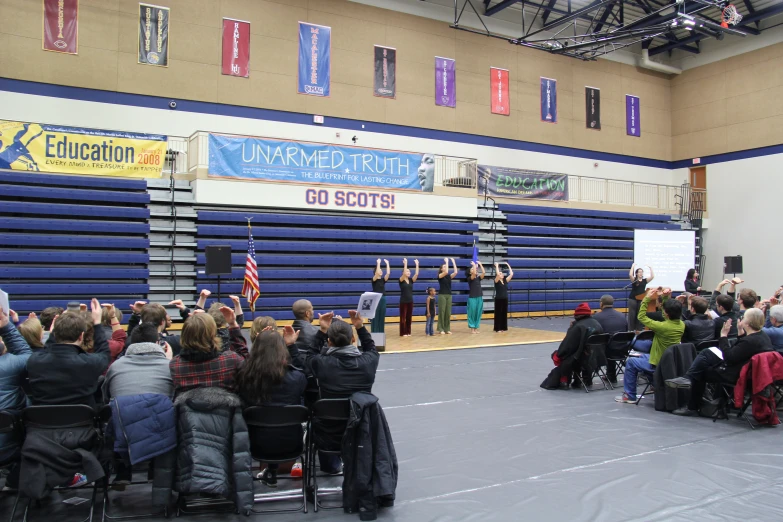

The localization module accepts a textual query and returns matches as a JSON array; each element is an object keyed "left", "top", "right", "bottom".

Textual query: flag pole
[{"left": 245, "top": 217, "right": 255, "bottom": 320}]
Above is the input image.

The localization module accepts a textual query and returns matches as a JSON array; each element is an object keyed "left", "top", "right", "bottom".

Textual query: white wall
[
  {"left": 0, "top": 90, "right": 677, "bottom": 187},
  {"left": 701, "top": 153, "right": 783, "bottom": 297}
]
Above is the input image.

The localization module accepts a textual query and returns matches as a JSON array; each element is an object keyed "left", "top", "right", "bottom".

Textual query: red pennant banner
[
  {"left": 490, "top": 67, "right": 509, "bottom": 116},
  {"left": 222, "top": 18, "right": 250, "bottom": 78},
  {"left": 43, "top": 0, "right": 78, "bottom": 54}
]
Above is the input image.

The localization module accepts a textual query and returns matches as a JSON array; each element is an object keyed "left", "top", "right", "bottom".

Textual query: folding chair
[
  {"left": 606, "top": 332, "right": 637, "bottom": 382},
  {"left": 574, "top": 334, "right": 612, "bottom": 392},
  {"left": 244, "top": 405, "right": 310, "bottom": 515},
  {"left": 634, "top": 372, "right": 656, "bottom": 405},
  {"left": 696, "top": 340, "right": 720, "bottom": 353},
  {"left": 632, "top": 330, "right": 654, "bottom": 348},
  {"left": 308, "top": 399, "right": 351, "bottom": 512},
  {"left": 9, "top": 405, "right": 104, "bottom": 522},
  {"left": 0, "top": 410, "right": 22, "bottom": 493}
]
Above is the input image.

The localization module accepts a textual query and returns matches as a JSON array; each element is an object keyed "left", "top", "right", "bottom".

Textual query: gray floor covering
[{"left": 3, "top": 340, "right": 782, "bottom": 522}]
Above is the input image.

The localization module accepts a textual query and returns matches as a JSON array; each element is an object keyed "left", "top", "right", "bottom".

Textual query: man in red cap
[{"left": 540, "top": 303, "right": 603, "bottom": 389}]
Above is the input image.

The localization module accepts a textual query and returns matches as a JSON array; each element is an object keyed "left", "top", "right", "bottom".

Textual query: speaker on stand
[
  {"left": 205, "top": 245, "right": 233, "bottom": 303},
  {"left": 723, "top": 255, "right": 743, "bottom": 279}
]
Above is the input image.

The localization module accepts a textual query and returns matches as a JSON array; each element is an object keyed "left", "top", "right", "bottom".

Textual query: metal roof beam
[
  {"left": 541, "top": 0, "right": 559, "bottom": 24},
  {"left": 485, "top": 0, "right": 521, "bottom": 16}
]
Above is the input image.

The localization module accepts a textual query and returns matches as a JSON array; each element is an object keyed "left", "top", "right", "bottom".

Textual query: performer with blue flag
[{"left": 466, "top": 242, "right": 486, "bottom": 333}]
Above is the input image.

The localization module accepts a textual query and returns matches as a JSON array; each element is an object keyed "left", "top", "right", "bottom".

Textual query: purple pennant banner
[
  {"left": 435, "top": 57, "right": 456, "bottom": 108},
  {"left": 540, "top": 77, "right": 557, "bottom": 123},
  {"left": 626, "top": 94, "right": 640, "bottom": 137}
]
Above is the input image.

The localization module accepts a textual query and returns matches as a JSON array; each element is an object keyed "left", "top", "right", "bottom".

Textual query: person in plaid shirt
[{"left": 170, "top": 307, "right": 248, "bottom": 397}]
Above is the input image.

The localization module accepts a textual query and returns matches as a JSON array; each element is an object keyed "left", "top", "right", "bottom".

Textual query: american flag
[{"left": 241, "top": 224, "right": 260, "bottom": 311}]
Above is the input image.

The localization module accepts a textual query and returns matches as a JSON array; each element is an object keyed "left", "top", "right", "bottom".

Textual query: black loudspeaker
[
  {"left": 723, "top": 255, "right": 743, "bottom": 274},
  {"left": 205, "top": 245, "right": 232, "bottom": 275}
]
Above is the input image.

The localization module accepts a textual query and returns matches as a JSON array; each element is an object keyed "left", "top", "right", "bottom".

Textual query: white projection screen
[{"left": 633, "top": 229, "right": 696, "bottom": 292}]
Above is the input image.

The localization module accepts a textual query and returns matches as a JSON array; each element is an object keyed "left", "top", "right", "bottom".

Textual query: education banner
[
  {"left": 0, "top": 120, "right": 168, "bottom": 177},
  {"left": 478, "top": 164, "right": 568, "bottom": 201},
  {"left": 221, "top": 18, "right": 250, "bottom": 77},
  {"left": 373, "top": 45, "right": 396, "bottom": 98},
  {"left": 626, "top": 94, "right": 641, "bottom": 137},
  {"left": 490, "top": 67, "right": 510, "bottom": 116},
  {"left": 586, "top": 87, "right": 601, "bottom": 130},
  {"left": 435, "top": 57, "right": 456, "bottom": 108},
  {"left": 208, "top": 134, "right": 437, "bottom": 192},
  {"left": 298, "top": 22, "right": 331, "bottom": 97},
  {"left": 42, "top": 0, "right": 78, "bottom": 54},
  {"left": 540, "top": 77, "right": 557, "bottom": 123},
  {"left": 138, "top": 3, "right": 169, "bottom": 66}
]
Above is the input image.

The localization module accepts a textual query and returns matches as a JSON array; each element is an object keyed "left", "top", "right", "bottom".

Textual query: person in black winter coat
[
  {"left": 666, "top": 308, "right": 773, "bottom": 415},
  {"left": 682, "top": 296, "right": 716, "bottom": 345},
  {"left": 306, "top": 310, "right": 379, "bottom": 474},
  {"left": 236, "top": 328, "right": 307, "bottom": 488},
  {"left": 541, "top": 303, "right": 603, "bottom": 390}
]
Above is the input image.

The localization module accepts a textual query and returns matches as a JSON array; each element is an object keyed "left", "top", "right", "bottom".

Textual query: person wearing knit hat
[{"left": 540, "top": 303, "right": 604, "bottom": 390}]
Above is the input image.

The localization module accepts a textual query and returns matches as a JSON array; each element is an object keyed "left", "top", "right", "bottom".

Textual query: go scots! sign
[{"left": 478, "top": 164, "right": 568, "bottom": 201}]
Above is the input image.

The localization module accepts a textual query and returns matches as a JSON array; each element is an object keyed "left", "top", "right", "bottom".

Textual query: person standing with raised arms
[
  {"left": 628, "top": 263, "right": 654, "bottom": 332},
  {"left": 467, "top": 261, "right": 486, "bottom": 334},
  {"left": 437, "top": 257, "right": 458, "bottom": 335},
  {"left": 398, "top": 258, "right": 419, "bottom": 337},
  {"left": 371, "top": 258, "right": 391, "bottom": 334}
]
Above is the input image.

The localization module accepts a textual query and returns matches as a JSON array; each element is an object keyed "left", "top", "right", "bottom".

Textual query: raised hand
[
  {"left": 79, "top": 303, "right": 88, "bottom": 312},
  {"left": 28, "top": 312, "right": 37, "bottom": 320},
  {"left": 131, "top": 301, "right": 147, "bottom": 314},
  {"left": 200, "top": 289, "right": 212, "bottom": 298},
  {"left": 721, "top": 318, "right": 732, "bottom": 338},
  {"left": 8, "top": 309, "right": 18, "bottom": 324},
  {"left": 0, "top": 307, "right": 8, "bottom": 329},
  {"left": 49, "top": 314, "right": 59, "bottom": 332},
  {"left": 90, "top": 298, "right": 102, "bottom": 325},
  {"left": 168, "top": 299, "right": 186, "bottom": 310},
  {"left": 414, "top": 259, "right": 419, "bottom": 266},
  {"left": 376, "top": 258, "right": 381, "bottom": 264},
  {"left": 348, "top": 310, "right": 364, "bottom": 330},
  {"left": 282, "top": 325, "right": 300, "bottom": 345},
  {"left": 219, "top": 306, "right": 238, "bottom": 328},
  {"left": 162, "top": 342, "right": 173, "bottom": 361},
  {"left": 229, "top": 295, "right": 241, "bottom": 305},
  {"left": 318, "top": 311, "right": 335, "bottom": 333},
  {"left": 662, "top": 288, "right": 672, "bottom": 296}
]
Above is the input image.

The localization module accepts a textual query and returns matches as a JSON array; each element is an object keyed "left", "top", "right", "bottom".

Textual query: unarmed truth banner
[{"left": 478, "top": 164, "right": 568, "bottom": 201}]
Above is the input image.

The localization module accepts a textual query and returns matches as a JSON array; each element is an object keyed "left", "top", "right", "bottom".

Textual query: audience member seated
[
  {"left": 737, "top": 288, "right": 759, "bottom": 320},
  {"left": 250, "top": 316, "right": 277, "bottom": 342},
  {"left": 540, "top": 303, "right": 603, "bottom": 390},
  {"left": 103, "top": 321, "right": 175, "bottom": 493},
  {"left": 306, "top": 310, "right": 379, "bottom": 475},
  {"left": 27, "top": 299, "right": 110, "bottom": 407},
  {"left": 100, "top": 305, "right": 127, "bottom": 368},
  {"left": 170, "top": 309, "right": 248, "bottom": 397},
  {"left": 713, "top": 294, "right": 738, "bottom": 339},
  {"left": 127, "top": 302, "right": 183, "bottom": 355},
  {"left": 762, "top": 304, "right": 783, "bottom": 352},
  {"left": 17, "top": 317, "right": 44, "bottom": 350},
  {"left": 682, "top": 296, "right": 716, "bottom": 345},
  {"left": 593, "top": 295, "right": 627, "bottom": 335},
  {"left": 666, "top": 308, "right": 773, "bottom": 416},
  {"left": 237, "top": 328, "right": 307, "bottom": 488},
  {"left": 39, "top": 306, "right": 62, "bottom": 344},
  {"left": 292, "top": 299, "right": 317, "bottom": 347},
  {"left": 615, "top": 290, "right": 684, "bottom": 404},
  {"left": 0, "top": 307, "right": 33, "bottom": 491}
]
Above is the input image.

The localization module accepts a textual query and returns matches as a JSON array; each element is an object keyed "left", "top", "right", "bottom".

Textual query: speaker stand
[{"left": 217, "top": 275, "right": 222, "bottom": 304}]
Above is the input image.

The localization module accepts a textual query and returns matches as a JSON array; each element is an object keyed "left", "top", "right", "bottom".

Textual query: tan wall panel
[
  {"left": 308, "top": 0, "right": 390, "bottom": 27},
  {"left": 671, "top": 74, "right": 726, "bottom": 111},
  {"left": 306, "top": 10, "right": 383, "bottom": 54},
  {"left": 249, "top": 35, "right": 297, "bottom": 76},
  {"left": 119, "top": 0, "right": 218, "bottom": 28},
  {"left": 620, "top": 77, "right": 669, "bottom": 111},
  {"left": 455, "top": 102, "right": 518, "bottom": 141},
  {"left": 117, "top": 52, "right": 218, "bottom": 101},
  {"left": 331, "top": 47, "right": 373, "bottom": 88},
  {"left": 573, "top": 124, "right": 623, "bottom": 154},
  {"left": 622, "top": 132, "right": 670, "bottom": 160},
  {"left": 572, "top": 69, "right": 622, "bottom": 101},
  {"left": 0, "top": 32, "right": 119, "bottom": 91},
  {"left": 168, "top": 20, "right": 220, "bottom": 66},
  {"left": 305, "top": 83, "right": 385, "bottom": 122},
  {"left": 79, "top": 4, "right": 120, "bottom": 52},
  {"left": 595, "top": 99, "right": 625, "bottom": 129},
  {"left": 727, "top": 114, "right": 783, "bottom": 152},
  {"left": 456, "top": 70, "right": 490, "bottom": 107},
  {"left": 672, "top": 126, "right": 727, "bottom": 160},
  {"left": 238, "top": 0, "right": 306, "bottom": 42},
  {"left": 217, "top": 71, "right": 306, "bottom": 114},
  {"left": 725, "top": 86, "right": 783, "bottom": 126},
  {"left": 644, "top": 107, "right": 672, "bottom": 137},
  {"left": 671, "top": 102, "right": 726, "bottom": 136},
  {"left": 521, "top": 116, "right": 574, "bottom": 148},
  {"left": 0, "top": 0, "right": 41, "bottom": 39},
  {"left": 385, "top": 26, "right": 455, "bottom": 67},
  {"left": 724, "top": 58, "right": 783, "bottom": 99},
  {"left": 383, "top": 9, "right": 454, "bottom": 39},
  {"left": 670, "top": 59, "right": 725, "bottom": 87},
  {"left": 386, "top": 92, "right": 456, "bottom": 132},
  {"left": 455, "top": 38, "right": 515, "bottom": 75},
  {"left": 395, "top": 58, "right": 435, "bottom": 98},
  {"left": 518, "top": 54, "right": 573, "bottom": 93}
]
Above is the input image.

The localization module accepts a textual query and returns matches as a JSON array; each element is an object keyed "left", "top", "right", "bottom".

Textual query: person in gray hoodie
[{"left": 104, "top": 322, "right": 173, "bottom": 401}]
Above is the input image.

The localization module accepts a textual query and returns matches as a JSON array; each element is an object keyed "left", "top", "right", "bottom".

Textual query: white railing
[
  {"left": 435, "top": 155, "right": 477, "bottom": 189},
  {"left": 164, "top": 136, "right": 189, "bottom": 174},
  {"left": 568, "top": 175, "right": 682, "bottom": 212}
]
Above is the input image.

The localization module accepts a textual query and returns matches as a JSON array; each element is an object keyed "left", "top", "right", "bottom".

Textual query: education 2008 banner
[
  {"left": 0, "top": 120, "right": 168, "bottom": 177},
  {"left": 478, "top": 164, "right": 568, "bottom": 201},
  {"left": 208, "top": 134, "right": 436, "bottom": 192}
]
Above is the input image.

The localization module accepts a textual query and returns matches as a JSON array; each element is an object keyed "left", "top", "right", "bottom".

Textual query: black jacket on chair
[
  {"left": 174, "top": 387, "right": 253, "bottom": 514},
  {"left": 683, "top": 314, "right": 716, "bottom": 345},
  {"left": 718, "top": 331, "right": 773, "bottom": 384},
  {"left": 342, "top": 392, "right": 397, "bottom": 521},
  {"left": 653, "top": 343, "right": 696, "bottom": 412}
]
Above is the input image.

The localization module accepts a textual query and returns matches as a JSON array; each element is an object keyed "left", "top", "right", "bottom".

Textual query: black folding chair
[
  {"left": 9, "top": 405, "right": 104, "bottom": 522},
  {"left": 308, "top": 399, "right": 351, "bottom": 512},
  {"left": 606, "top": 332, "right": 637, "bottom": 382},
  {"left": 634, "top": 372, "right": 656, "bottom": 405},
  {"left": 244, "top": 405, "right": 310, "bottom": 515},
  {"left": 632, "top": 330, "right": 655, "bottom": 347},
  {"left": 0, "top": 410, "right": 22, "bottom": 494},
  {"left": 696, "top": 340, "right": 720, "bottom": 353},
  {"left": 574, "top": 334, "right": 612, "bottom": 392}
]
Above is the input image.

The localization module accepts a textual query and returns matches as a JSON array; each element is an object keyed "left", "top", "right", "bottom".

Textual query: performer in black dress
[
  {"left": 493, "top": 262, "right": 514, "bottom": 332},
  {"left": 371, "top": 258, "right": 390, "bottom": 333}
]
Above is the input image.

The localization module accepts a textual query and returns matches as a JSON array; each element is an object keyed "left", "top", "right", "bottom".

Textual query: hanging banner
[
  {"left": 435, "top": 57, "right": 456, "bottom": 108},
  {"left": 42, "top": 0, "right": 79, "bottom": 54},
  {"left": 0, "top": 120, "right": 167, "bottom": 178},
  {"left": 222, "top": 18, "right": 250, "bottom": 77},
  {"left": 540, "top": 77, "right": 557, "bottom": 123},
  {"left": 138, "top": 3, "right": 169, "bottom": 66},
  {"left": 477, "top": 164, "right": 568, "bottom": 201},
  {"left": 490, "top": 67, "right": 510, "bottom": 116},
  {"left": 208, "top": 134, "right": 436, "bottom": 192},
  {"left": 586, "top": 87, "right": 601, "bottom": 130},
  {"left": 297, "top": 22, "right": 331, "bottom": 97},
  {"left": 373, "top": 45, "right": 396, "bottom": 98},
  {"left": 626, "top": 94, "right": 641, "bottom": 137}
]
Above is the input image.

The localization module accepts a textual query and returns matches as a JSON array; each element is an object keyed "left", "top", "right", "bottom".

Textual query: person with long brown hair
[
  {"left": 17, "top": 317, "right": 44, "bottom": 350},
  {"left": 236, "top": 327, "right": 306, "bottom": 488},
  {"left": 169, "top": 309, "right": 248, "bottom": 397},
  {"left": 250, "top": 316, "right": 277, "bottom": 342}
]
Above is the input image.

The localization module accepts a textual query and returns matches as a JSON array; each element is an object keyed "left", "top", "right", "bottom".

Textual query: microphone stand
[
  {"left": 622, "top": 281, "right": 633, "bottom": 322},
  {"left": 543, "top": 270, "right": 550, "bottom": 320}
]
